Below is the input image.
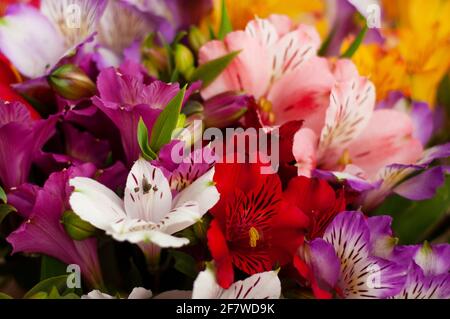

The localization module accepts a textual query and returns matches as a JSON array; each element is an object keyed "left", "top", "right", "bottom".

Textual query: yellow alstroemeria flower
[
  {"left": 204, "top": 0, "right": 328, "bottom": 36},
  {"left": 382, "top": 0, "right": 450, "bottom": 106},
  {"left": 348, "top": 43, "right": 407, "bottom": 102}
]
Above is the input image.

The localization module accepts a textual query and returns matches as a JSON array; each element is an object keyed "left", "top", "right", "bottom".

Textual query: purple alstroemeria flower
[
  {"left": 389, "top": 243, "right": 450, "bottom": 299},
  {"left": 0, "top": 1, "right": 107, "bottom": 78},
  {"left": 127, "top": 0, "right": 212, "bottom": 31},
  {"left": 0, "top": 101, "right": 57, "bottom": 190},
  {"left": 377, "top": 91, "right": 434, "bottom": 146},
  {"left": 297, "top": 212, "right": 407, "bottom": 299},
  {"left": 6, "top": 164, "right": 104, "bottom": 288},
  {"left": 93, "top": 60, "right": 201, "bottom": 166},
  {"left": 92, "top": 60, "right": 179, "bottom": 166}
]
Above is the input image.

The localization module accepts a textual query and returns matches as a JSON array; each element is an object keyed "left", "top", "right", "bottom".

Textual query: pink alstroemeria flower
[{"left": 199, "top": 16, "right": 443, "bottom": 210}]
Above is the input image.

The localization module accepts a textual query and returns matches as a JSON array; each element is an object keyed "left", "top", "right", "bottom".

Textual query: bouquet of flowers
[{"left": 0, "top": 0, "right": 449, "bottom": 300}]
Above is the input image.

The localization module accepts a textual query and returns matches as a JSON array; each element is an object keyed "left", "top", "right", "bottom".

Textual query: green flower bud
[
  {"left": 174, "top": 44, "right": 195, "bottom": 77},
  {"left": 188, "top": 26, "right": 208, "bottom": 53},
  {"left": 62, "top": 210, "right": 96, "bottom": 241},
  {"left": 48, "top": 64, "right": 96, "bottom": 100}
]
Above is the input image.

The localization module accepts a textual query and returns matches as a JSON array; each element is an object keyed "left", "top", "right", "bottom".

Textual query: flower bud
[
  {"left": 62, "top": 210, "right": 96, "bottom": 241},
  {"left": 203, "top": 92, "right": 250, "bottom": 128},
  {"left": 174, "top": 44, "right": 195, "bottom": 78},
  {"left": 188, "top": 26, "right": 208, "bottom": 53},
  {"left": 48, "top": 64, "right": 96, "bottom": 100}
]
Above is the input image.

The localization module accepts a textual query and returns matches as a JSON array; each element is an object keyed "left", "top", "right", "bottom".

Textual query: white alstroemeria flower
[
  {"left": 69, "top": 158, "right": 219, "bottom": 248},
  {"left": 192, "top": 268, "right": 282, "bottom": 299},
  {"left": 82, "top": 287, "right": 152, "bottom": 299}
]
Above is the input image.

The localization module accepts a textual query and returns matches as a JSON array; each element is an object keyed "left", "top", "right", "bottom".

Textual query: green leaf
[
  {"left": 374, "top": 176, "right": 450, "bottom": 244},
  {"left": 217, "top": 0, "right": 232, "bottom": 40},
  {"left": 0, "top": 186, "right": 6, "bottom": 203},
  {"left": 318, "top": 28, "right": 336, "bottom": 56},
  {"left": 149, "top": 86, "right": 187, "bottom": 153},
  {"left": 137, "top": 118, "right": 158, "bottom": 160},
  {"left": 24, "top": 275, "right": 70, "bottom": 299},
  {"left": 208, "top": 23, "right": 216, "bottom": 40},
  {"left": 0, "top": 204, "right": 16, "bottom": 225},
  {"left": 189, "top": 51, "right": 240, "bottom": 88},
  {"left": 341, "top": 25, "right": 368, "bottom": 58},
  {"left": 0, "top": 292, "right": 12, "bottom": 299},
  {"left": 40, "top": 256, "right": 67, "bottom": 281},
  {"left": 170, "top": 250, "right": 198, "bottom": 279}
]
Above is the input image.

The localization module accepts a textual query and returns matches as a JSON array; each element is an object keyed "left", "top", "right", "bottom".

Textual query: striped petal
[
  {"left": 394, "top": 263, "right": 450, "bottom": 299},
  {"left": 318, "top": 74, "right": 376, "bottom": 161},
  {"left": 324, "top": 212, "right": 406, "bottom": 298},
  {"left": 192, "top": 268, "right": 281, "bottom": 299},
  {"left": 124, "top": 158, "right": 172, "bottom": 223},
  {"left": 109, "top": 218, "right": 189, "bottom": 247},
  {"left": 172, "top": 168, "right": 220, "bottom": 216},
  {"left": 41, "top": 0, "right": 107, "bottom": 48}
]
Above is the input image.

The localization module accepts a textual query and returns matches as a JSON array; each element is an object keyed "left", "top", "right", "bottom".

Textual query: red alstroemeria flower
[
  {"left": 283, "top": 176, "right": 346, "bottom": 240},
  {"left": 284, "top": 176, "right": 346, "bottom": 299},
  {"left": 208, "top": 160, "right": 309, "bottom": 288}
]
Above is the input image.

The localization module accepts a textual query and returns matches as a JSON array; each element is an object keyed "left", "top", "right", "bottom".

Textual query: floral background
[{"left": 0, "top": 0, "right": 449, "bottom": 299}]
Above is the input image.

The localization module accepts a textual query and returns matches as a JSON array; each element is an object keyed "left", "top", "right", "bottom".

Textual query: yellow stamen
[
  {"left": 338, "top": 149, "right": 352, "bottom": 167},
  {"left": 249, "top": 227, "right": 260, "bottom": 248},
  {"left": 258, "top": 97, "right": 276, "bottom": 124}
]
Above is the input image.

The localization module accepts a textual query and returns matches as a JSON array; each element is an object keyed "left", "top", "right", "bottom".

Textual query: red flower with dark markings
[
  {"left": 207, "top": 160, "right": 309, "bottom": 288},
  {"left": 283, "top": 176, "right": 346, "bottom": 240},
  {"left": 284, "top": 176, "right": 346, "bottom": 299}
]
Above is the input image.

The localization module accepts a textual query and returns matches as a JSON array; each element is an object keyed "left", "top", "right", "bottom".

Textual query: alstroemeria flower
[
  {"left": 295, "top": 212, "right": 407, "bottom": 299},
  {"left": 0, "top": 101, "right": 56, "bottom": 190},
  {"left": 391, "top": 243, "right": 450, "bottom": 299},
  {"left": 6, "top": 164, "right": 104, "bottom": 288},
  {"left": 199, "top": 15, "right": 334, "bottom": 128},
  {"left": 283, "top": 176, "right": 346, "bottom": 240},
  {"left": 92, "top": 60, "right": 180, "bottom": 165},
  {"left": 94, "top": 0, "right": 175, "bottom": 68},
  {"left": 0, "top": 1, "right": 107, "bottom": 78},
  {"left": 208, "top": 160, "right": 309, "bottom": 288},
  {"left": 192, "top": 267, "right": 281, "bottom": 299},
  {"left": 69, "top": 158, "right": 219, "bottom": 249},
  {"left": 82, "top": 287, "right": 153, "bottom": 299}
]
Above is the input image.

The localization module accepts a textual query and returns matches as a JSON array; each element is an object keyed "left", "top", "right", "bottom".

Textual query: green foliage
[
  {"left": 137, "top": 118, "right": 158, "bottom": 160},
  {"left": 170, "top": 250, "right": 198, "bottom": 279},
  {"left": 0, "top": 186, "right": 6, "bottom": 203},
  {"left": 0, "top": 204, "right": 16, "bottom": 226},
  {"left": 189, "top": 51, "right": 240, "bottom": 88},
  {"left": 149, "top": 86, "right": 187, "bottom": 153},
  {"left": 24, "top": 275, "right": 78, "bottom": 299},
  {"left": 217, "top": 0, "right": 233, "bottom": 40},
  {"left": 374, "top": 176, "right": 450, "bottom": 244},
  {"left": 341, "top": 25, "right": 368, "bottom": 58}
]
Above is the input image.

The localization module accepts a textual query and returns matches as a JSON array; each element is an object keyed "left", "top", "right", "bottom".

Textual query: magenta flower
[
  {"left": 6, "top": 164, "right": 104, "bottom": 288},
  {"left": 0, "top": 101, "right": 57, "bottom": 190},
  {"left": 92, "top": 61, "right": 180, "bottom": 166}
]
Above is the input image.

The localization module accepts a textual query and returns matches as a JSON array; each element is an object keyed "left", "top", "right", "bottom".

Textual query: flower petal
[
  {"left": 0, "top": 5, "right": 65, "bottom": 78},
  {"left": 172, "top": 168, "right": 220, "bottom": 216},
  {"left": 124, "top": 159, "right": 172, "bottom": 222},
  {"left": 69, "top": 177, "right": 126, "bottom": 231}
]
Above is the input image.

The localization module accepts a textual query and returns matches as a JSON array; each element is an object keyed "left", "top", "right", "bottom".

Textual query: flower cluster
[{"left": 0, "top": 0, "right": 449, "bottom": 299}]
